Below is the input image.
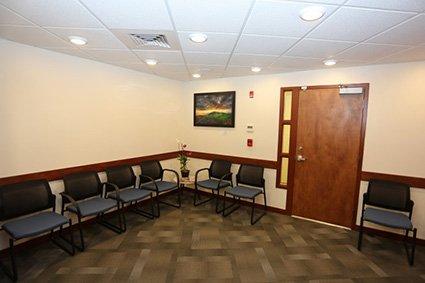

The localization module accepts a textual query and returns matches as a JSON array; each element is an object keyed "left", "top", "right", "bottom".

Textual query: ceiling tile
[
  {"left": 168, "top": 0, "right": 253, "bottom": 33},
  {"left": 0, "top": 25, "right": 71, "bottom": 48},
  {"left": 45, "top": 47, "right": 95, "bottom": 60},
  {"left": 286, "top": 38, "right": 356, "bottom": 58},
  {"left": 84, "top": 49, "right": 140, "bottom": 63},
  {"left": 244, "top": 1, "right": 338, "bottom": 37},
  {"left": 345, "top": 0, "right": 425, "bottom": 12},
  {"left": 0, "top": 0, "right": 102, "bottom": 28},
  {"left": 235, "top": 34, "right": 298, "bottom": 55},
  {"left": 376, "top": 46, "right": 425, "bottom": 63},
  {"left": 335, "top": 43, "right": 410, "bottom": 61},
  {"left": 271, "top": 56, "right": 323, "bottom": 69},
  {"left": 178, "top": 32, "right": 238, "bottom": 53},
  {"left": 224, "top": 66, "right": 257, "bottom": 77},
  {"left": 229, "top": 54, "right": 278, "bottom": 67},
  {"left": 134, "top": 50, "right": 184, "bottom": 64},
  {"left": 80, "top": 0, "right": 173, "bottom": 30},
  {"left": 367, "top": 14, "right": 425, "bottom": 46},
  {"left": 153, "top": 69, "right": 190, "bottom": 81},
  {"left": 108, "top": 62, "right": 152, "bottom": 73},
  {"left": 187, "top": 64, "right": 226, "bottom": 73},
  {"left": 151, "top": 64, "right": 187, "bottom": 73},
  {"left": 296, "top": 0, "right": 346, "bottom": 3},
  {"left": 309, "top": 7, "right": 415, "bottom": 42},
  {"left": 0, "top": 4, "right": 33, "bottom": 26},
  {"left": 47, "top": 28, "right": 127, "bottom": 50},
  {"left": 111, "top": 29, "right": 181, "bottom": 51},
  {"left": 184, "top": 52, "right": 230, "bottom": 65}
]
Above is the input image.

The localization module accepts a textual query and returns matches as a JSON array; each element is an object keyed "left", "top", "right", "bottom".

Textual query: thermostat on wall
[{"left": 247, "top": 124, "right": 254, "bottom": 132}]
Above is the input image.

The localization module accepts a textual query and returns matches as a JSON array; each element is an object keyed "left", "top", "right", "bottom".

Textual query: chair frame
[
  {"left": 0, "top": 181, "right": 75, "bottom": 282},
  {"left": 222, "top": 165, "right": 267, "bottom": 225},
  {"left": 193, "top": 160, "right": 233, "bottom": 213},
  {"left": 139, "top": 161, "right": 181, "bottom": 218},
  {"left": 61, "top": 173, "right": 125, "bottom": 251},
  {"left": 357, "top": 180, "right": 417, "bottom": 265}
]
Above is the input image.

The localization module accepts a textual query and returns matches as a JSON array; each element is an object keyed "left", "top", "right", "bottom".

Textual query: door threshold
[{"left": 291, "top": 215, "right": 351, "bottom": 230}]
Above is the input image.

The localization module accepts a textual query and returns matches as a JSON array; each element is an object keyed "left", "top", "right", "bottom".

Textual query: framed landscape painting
[{"left": 194, "top": 91, "right": 235, "bottom": 127}]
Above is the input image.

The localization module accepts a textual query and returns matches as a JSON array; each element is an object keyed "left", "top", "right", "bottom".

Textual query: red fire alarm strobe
[
  {"left": 249, "top": 91, "right": 254, "bottom": 98},
  {"left": 247, "top": 139, "right": 253, "bottom": 147}
]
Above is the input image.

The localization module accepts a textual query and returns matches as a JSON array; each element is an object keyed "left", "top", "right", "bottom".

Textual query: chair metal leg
[
  {"left": 250, "top": 196, "right": 266, "bottom": 225},
  {"left": 222, "top": 193, "right": 240, "bottom": 217},
  {"left": 404, "top": 228, "right": 417, "bottom": 266},
  {"left": 76, "top": 215, "right": 85, "bottom": 251},
  {"left": 50, "top": 220, "right": 76, "bottom": 256},
  {"left": 357, "top": 217, "right": 364, "bottom": 251},
  {"left": 129, "top": 195, "right": 156, "bottom": 220},
  {"left": 193, "top": 186, "right": 215, "bottom": 207},
  {"left": 0, "top": 239, "right": 18, "bottom": 281}
]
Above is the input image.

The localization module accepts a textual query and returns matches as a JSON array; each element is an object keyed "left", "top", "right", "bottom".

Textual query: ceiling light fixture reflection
[
  {"left": 323, "top": 59, "right": 337, "bottom": 66},
  {"left": 68, "top": 36, "right": 87, "bottom": 46},
  {"left": 299, "top": 6, "right": 326, "bottom": 21},
  {"left": 145, "top": 59, "right": 158, "bottom": 66},
  {"left": 189, "top": 33, "right": 208, "bottom": 43},
  {"left": 251, "top": 66, "right": 262, "bottom": 73},
  {"left": 192, "top": 73, "right": 201, "bottom": 78}
]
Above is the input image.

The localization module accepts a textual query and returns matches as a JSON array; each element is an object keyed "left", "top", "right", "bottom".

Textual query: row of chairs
[{"left": 0, "top": 159, "right": 266, "bottom": 281}]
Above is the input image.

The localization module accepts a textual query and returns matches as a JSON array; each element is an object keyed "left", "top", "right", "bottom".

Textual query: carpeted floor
[{"left": 1, "top": 192, "right": 424, "bottom": 282}]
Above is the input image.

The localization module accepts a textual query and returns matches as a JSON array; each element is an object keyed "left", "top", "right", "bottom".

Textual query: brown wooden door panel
[{"left": 292, "top": 87, "right": 365, "bottom": 227}]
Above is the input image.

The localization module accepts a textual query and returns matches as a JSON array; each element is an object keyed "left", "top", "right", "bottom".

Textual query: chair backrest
[
  {"left": 366, "top": 179, "right": 412, "bottom": 212},
  {"left": 0, "top": 180, "right": 55, "bottom": 221},
  {"left": 106, "top": 165, "right": 136, "bottom": 189},
  {"left": 236, "top": 164, "right": 264, "bottom": 188},
  {"left": 140, "top": 160, "right": 163, "bottom": 183},
  {"left": 63, "top": 172, "right": 102, "bottom": 201},
  {"left": 210, "top": 159, "right": 232, "bottom": 180}
]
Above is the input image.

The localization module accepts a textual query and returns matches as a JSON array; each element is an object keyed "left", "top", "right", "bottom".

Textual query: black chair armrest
[
  {"left": 60, "top": 192, "right": 81, "bottom": 215},
  {"left": 163, "top": 169, "right": 180, "bottom": 185},
  {"left": 218, "top": 172, "right": 233, "bottom": 187},
  {"left": 139, "top": 174, "right": 159, "bottom": 191},
  {"left": 195, "top": 168, "right": 209, "bottom": 183},
  {"left": 103, "top": 182, "right": 121, "bottom": 201}
]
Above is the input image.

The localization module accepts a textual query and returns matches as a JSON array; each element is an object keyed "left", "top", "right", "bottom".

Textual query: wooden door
[{"left": 291, "top": 85, "right": 367, "bottom": 228}]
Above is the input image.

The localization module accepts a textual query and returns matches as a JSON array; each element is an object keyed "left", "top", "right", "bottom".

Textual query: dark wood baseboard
[
  {"left": 361, "top": 171, "right": 425, "bottom": 189},
  {"left": 353, "top": 225, "right": 424, "bottom": 245},
  {"left": 0, "top": 151, "right": 179, "bottom": 186}
]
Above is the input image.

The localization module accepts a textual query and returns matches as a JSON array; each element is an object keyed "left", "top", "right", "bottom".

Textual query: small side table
[{"left": 178, "top": 176, "right": 195, "bottom": 189}]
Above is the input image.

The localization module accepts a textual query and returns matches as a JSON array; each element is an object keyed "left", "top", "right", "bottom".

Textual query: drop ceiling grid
[{"left": 0, "top": 0, "right": 423, "bottom": 80}]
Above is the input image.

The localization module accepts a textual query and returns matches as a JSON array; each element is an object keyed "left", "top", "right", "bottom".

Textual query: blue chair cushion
[
  {"left": 108, "top": 188, "right": 151, "bottom": 203},
  {"left": 197, "top": 179, "right": 230, "bottom": 190},
  {"left": 2, "top": 211, "right": 69, "bottom": 240},
  {"left": 364, "top": 207, "right": 413, "bottom": 230},
  {"left": 140, "top": 180, "right": 178, "bottom": 192},
  {"left": 226, "top": 186, "right": 263, "bottom": 199},
  {"left": 67, "top": 197, "right": 117, "bottom": 217}
]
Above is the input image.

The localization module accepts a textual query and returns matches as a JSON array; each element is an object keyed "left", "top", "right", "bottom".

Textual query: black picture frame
[{"left": 193, "top": 91, "right": 236, "bottom": 127}]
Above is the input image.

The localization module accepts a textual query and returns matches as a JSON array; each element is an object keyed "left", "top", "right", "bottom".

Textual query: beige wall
[
  {"left": 182, "top": 61, "right": 425, "bottom": 238},
  {"left": 0, "top": 38, "right": 184, "bottom": 178}
]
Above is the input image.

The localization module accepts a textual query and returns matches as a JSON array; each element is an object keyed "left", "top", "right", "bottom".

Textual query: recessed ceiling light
[
  {"left": 323, "top": 59, "right": 337, "bottom": 66},
  {"left": 68, "top": 36, "right": 87, "bottom": 46},
  {"left": 192, "top": 73, "right": 201, "bottom": 78},
  {"left": 189, "top": 33, "right": 208, "bottom": 43},
  {"left": 145, "top": 59, "right": 158, "bottom": 66},
  {"left": 251, "top": 66, "right": 262, "bottom": 73},
  {"left": 299, "top": 6, "right": 326, "bottom": 21}
]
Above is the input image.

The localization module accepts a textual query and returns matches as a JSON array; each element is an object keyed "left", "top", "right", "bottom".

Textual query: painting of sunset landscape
[{"left": 194, "top": 91, "right": 235, "bottom": 127}]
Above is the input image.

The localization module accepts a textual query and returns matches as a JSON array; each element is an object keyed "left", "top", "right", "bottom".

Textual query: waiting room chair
[
  {"left": 194, "top": 159, "right": 233, "bottom": 213},
  {"left": 62, "top": 172, "right": 125, "bottom": 251},
  {"left": 139, "top": 160, "right": 181, "bottom": 217},
  {"left": 358, "top": 179, "right": 417, "bottom": 265},
  {"left": 105, "top": 165, "right": 155, "bottom": 230},
  {"left": 222, "top": 164, "right": 267, "bottom": 225},
  {"left": 0, "top": 180, "right": 74, "bottom": 281}
]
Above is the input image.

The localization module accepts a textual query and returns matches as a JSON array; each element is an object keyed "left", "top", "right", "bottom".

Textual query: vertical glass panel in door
[
  {"left": 282, "top": 125, "right": 291, "bottom": 154},
  {"left": 283, "top": 91, "right": 292, "bottom": 120},
  {"left": 280, "top": 157, "right": 289, "bottom": 185}
]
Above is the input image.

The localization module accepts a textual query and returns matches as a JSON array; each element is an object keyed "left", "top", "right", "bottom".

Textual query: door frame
[{"left": 277, "top": 83, "right": 369, "bottom": 229}]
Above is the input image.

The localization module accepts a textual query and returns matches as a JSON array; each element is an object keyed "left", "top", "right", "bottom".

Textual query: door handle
[{"left": 296, "top": 154, "right": 307, "bottom": 162}]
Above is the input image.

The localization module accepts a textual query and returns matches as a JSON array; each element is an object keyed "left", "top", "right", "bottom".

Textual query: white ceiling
[{"left": 0, "top": 0, "right": 424, "bottom": 81}]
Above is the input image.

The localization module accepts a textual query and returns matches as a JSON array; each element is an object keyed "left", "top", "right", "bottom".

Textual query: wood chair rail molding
[
  {"left": 361, "top": 171, "right": 425, "bottom": 189},
  {"left": 1, "top": 150, "right": 424, "bottom": 189},
  {"left": 0, "top": 151, "right": 179, "bottom": 186}
]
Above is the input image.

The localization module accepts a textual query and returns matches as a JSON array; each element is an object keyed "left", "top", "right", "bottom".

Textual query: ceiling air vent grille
[{"left": 129, "top": 33, "right": 171, "bottom": 48}]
